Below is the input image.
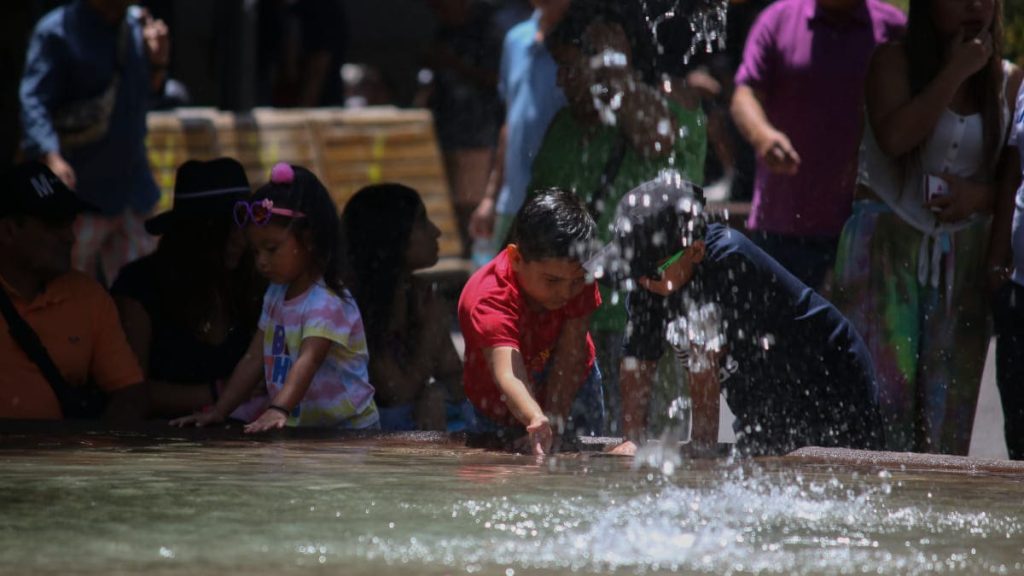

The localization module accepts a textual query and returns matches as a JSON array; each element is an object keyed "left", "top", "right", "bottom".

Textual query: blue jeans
[
  {"left": 469, "top": 363, "right": 606, "bottom": 439},
  {"left": 750, "top": 231, "right": 838, "bottom": 291},
  {"left": 379, "top": 400, "right": 480, "bottom": 433}
]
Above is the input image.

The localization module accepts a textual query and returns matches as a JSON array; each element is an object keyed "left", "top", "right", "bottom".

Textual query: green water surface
[{"left": 0, "top": 429, "right": 1021, "bottom": 575}]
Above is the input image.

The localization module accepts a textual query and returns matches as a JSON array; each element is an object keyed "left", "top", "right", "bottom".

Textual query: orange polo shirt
[{"left": 0, "top": 271, "right": 142, "bottom": 419}]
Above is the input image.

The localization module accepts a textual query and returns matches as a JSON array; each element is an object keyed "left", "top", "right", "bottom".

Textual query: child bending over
[
  {"left": 588, "top": 173, "right": 883, "bottom": 456},
  {"left": 458, "top": 189, "right": 605, "bottom": 455}
]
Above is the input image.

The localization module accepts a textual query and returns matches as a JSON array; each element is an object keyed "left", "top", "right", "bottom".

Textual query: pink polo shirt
[{"left": 736, "top": 0, "right": 905, "bottom": 237}]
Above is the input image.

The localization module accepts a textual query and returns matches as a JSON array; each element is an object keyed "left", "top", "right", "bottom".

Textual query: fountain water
[
  {"left": 1, "top": 426, "right": 1021, "bottom": 575},
  {"left": 4, "top": 3, "right": 1020, "bottom": 576}
]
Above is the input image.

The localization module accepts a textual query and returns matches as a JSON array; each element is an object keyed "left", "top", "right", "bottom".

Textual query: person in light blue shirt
[
  {"left": 989, "top": 81, "right": 1024, "bottom": 461},
  {"left": 19, "top": 0, "right": 169, "bottom": 285},
  {"left": 469, "top": 0, "right": 569, "bottom": 256}
]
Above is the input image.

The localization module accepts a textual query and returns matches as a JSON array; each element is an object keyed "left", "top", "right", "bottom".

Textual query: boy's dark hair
[
  {"left": 546, "top": 0, "right": 629, "bottom": 53},
  {"left": 546, "top": 0, "right": 727, "bottom": 81},
  {"left": 586, "top": 173, "right": 708, "bottom": 282},
  {"left": 251, "top": 164, "right": 346, "bottom": 296},
  {"left": 620, "top": 175, "right": 707, "bottom": 278},
  {"left": 510, "top": 188, "right": 596, "bottom": 262},
  {"left": 545, "top": 0, "right": 658, "bottom": 83}
]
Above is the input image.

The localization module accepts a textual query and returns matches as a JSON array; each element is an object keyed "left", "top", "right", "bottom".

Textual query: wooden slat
[{"left": 146, "top": 107, "right": 464, "bottom": 259}]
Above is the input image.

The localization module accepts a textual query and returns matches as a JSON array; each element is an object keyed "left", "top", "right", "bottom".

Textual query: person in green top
[{"left": 527, "top": 1, "right": 706, "bottom": 433}]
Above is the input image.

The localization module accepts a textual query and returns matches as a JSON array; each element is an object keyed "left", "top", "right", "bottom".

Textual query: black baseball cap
[
  {"left": 584, "top": 172, "right": 706, "bottom": 285},
  {"left": 0, "top": 161, "right": 97, "bottom": 221}
]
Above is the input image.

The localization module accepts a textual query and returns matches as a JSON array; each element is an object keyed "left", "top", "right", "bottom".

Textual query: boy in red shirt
[{"left": 458, "top": 189, "right": 604, "bottom": 454}]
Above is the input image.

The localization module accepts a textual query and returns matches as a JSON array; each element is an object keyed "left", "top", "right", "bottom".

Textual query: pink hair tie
[{"left": 270, "top": 162, "right": 295, "bottom": 184}]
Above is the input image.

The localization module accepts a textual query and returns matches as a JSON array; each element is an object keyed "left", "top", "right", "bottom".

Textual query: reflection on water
[{"left": 1, "top": 431, "right": 1022, "bottom": 576}]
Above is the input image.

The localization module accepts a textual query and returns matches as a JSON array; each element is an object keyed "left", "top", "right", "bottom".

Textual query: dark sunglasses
[{"left": 233, "top": 199, "right": 306, "bottom": 227}]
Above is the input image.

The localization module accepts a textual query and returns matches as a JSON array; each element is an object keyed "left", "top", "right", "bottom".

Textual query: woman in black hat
[{"left": 111, "top": 158, "right": 265, "bottom": 418}]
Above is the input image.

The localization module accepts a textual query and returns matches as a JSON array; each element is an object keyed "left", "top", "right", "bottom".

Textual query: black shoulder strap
[
  {"left": 588, "top": 134, "right": 629, "bottom": 219},
  {"left": 0, "top": 284, "right": 78, "bottom": 415}
]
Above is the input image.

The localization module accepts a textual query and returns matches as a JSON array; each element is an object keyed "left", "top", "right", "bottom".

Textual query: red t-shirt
[{"left": 457, "top": 249, "right": 600, "bottom": 427}]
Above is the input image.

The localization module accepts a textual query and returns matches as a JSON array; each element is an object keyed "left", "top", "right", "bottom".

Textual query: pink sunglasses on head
[{"left": 233, "top": 199, "right": 306, "bottom": 227}]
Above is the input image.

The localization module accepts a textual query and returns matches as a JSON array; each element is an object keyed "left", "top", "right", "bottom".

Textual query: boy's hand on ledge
[
  {"left": 526, "top": 414, "right": 552, "bottom": 455},
  {"left": 605, "top": 440, "right": 637, "bottom": 456}
]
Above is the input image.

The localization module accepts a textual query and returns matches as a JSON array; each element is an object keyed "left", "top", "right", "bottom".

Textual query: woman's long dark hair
[
  {"left": 251, "top": 165, "right": 347, "bottom": 296},
  {"left": 905, "top": 0, "right": 1005, "bottom": 173},
  {"left": 153, "top": 212, "right": 262, "bottom": 338},
  {"left": 340, "top": 183, "right": 423, "bottom": 346}
]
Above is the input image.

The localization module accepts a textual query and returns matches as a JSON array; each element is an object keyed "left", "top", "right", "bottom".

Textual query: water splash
[
  {"left": 642, "top": 0, "right": 729, "bottom": 66},
  {"left": 665, "top": 295, "right": 725, "bottom": 373},
  {"left": 588, "top": 49, "right": 631, "bottom": 127},
  {"left": 359, "top": 463, "right": 1024, "bottom": 575}
]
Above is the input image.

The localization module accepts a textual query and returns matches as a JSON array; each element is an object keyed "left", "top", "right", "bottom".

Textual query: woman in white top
[{"left": 831, "top": 0, "right": 1022, "bottom": 454}]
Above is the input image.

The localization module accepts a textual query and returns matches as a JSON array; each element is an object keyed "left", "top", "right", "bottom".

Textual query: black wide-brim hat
[{"left": 145, "top": 158, "right": 251, "bottom": 235}]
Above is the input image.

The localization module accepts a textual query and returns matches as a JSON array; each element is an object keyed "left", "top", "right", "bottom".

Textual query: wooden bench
[
  {"left": 146, "top": 107, "right": 467, "bottom": 265},
  {"left": 146, "top": 108, "right": 752, "bottom": 297}
]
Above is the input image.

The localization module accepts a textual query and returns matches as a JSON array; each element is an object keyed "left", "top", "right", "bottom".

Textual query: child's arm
[
  {"left": 987, "top": 147, "right": 1022, "bottom": 291},
  {"left": 608, "top": 357, "right": 658, "bottom": 455},
  {"left": 435, "top": 330, "right": 465, "bottom": 404},
  {"left": 484, "top": 346, "right": 552, "bottom": 455},
  {"left": 170, "top": 331, "right": 264, "bottom": 427},
  {"left": 688, "top": 349, "right": 721, "bottom": 453},
  {"left": 243, "top": 336, "right": 332, "bottom": 433},
  {"left": 368, "top": 332, "right": 440, "bottom": 405},
  {"left": 371, "top": 281, "right": 459, "bottom": 406},
  {"left": 986, "top": 68, "right": 1024, "bottom": 290},
  {"left": 543, "top": 315, "right": 591, "bottom": 428}
]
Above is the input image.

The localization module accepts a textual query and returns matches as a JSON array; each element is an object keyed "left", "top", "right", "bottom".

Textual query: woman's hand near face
[{"left": 945, "top": 27, "right": 993, "bottom": 82}]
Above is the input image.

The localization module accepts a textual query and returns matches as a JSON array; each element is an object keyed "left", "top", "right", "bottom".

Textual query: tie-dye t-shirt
[{"left": 258, "top": 281, "right": 379, "bottom": 429}]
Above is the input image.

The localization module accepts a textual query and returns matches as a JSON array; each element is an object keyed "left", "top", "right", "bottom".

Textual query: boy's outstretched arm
[
  {"left": 484, "top": 346, "right": 552, "bottom": 454},
  {"left": 244, "top": 336, "right": 331, "bottom": 433}
]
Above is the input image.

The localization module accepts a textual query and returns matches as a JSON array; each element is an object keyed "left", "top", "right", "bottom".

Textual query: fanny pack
[
  {"left": 51, "top": 17, "right": 131, "bottom": 150},
  {"left": 0, "top": 285, "right": 107, "bottom": 419}
]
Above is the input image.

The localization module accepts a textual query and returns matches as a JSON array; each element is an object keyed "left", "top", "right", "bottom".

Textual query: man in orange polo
[{"left": 0, "top": 161, "right": 147, "bottom": 420}]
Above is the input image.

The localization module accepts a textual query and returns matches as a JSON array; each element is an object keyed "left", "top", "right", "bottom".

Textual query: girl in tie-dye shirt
[{"left": 172, "top": 163, "right": 378, "bottom": 432}]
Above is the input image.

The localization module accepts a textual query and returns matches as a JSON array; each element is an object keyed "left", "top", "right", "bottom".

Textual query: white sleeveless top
[
  {"left": 921, "top": 110, "right": 985, "bottom": 179},
  {"left": 857, "top": 60, "right": 1013, "bottom": 289}
]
